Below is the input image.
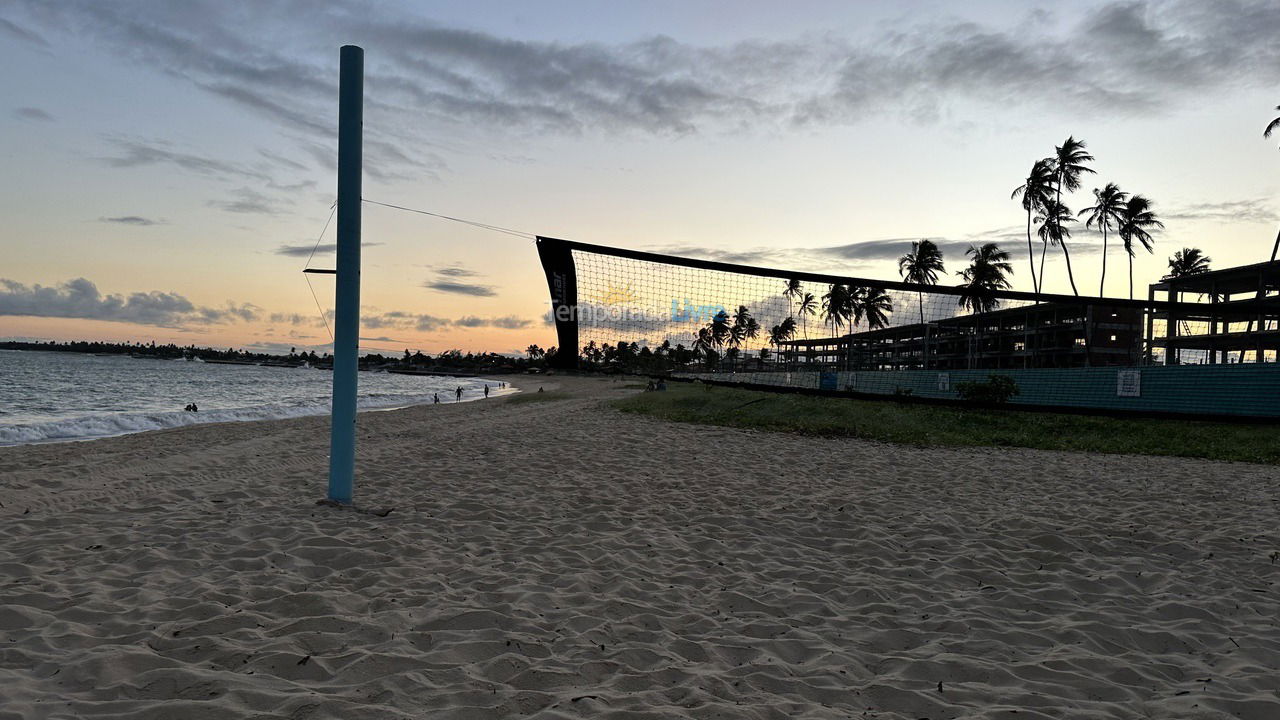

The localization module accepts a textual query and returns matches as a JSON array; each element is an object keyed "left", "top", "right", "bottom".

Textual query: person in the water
[{"left": 455, "top": 386, "right": 463, "bottom": 401}]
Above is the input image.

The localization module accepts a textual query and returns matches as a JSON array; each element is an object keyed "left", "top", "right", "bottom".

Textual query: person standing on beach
[
  {"left": 455, "top": 386, "right": 463, "bottom": 401},
  {"left": 484, "top": 385, "right": 490, "bottom": 398},
  {"left": 433, "top": 393, "right": 440, "bottom": 404}
]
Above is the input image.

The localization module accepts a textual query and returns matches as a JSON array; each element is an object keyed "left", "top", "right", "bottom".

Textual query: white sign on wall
[
  {"left": 937, "top": 373, "right": 950, "bottom": 391},
  {"left": 1117, "top": 370, "right": 1141, "bottom": 398}
]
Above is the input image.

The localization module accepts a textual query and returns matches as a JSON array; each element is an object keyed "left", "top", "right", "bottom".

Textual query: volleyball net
[{"left": 537, "top": 236, "right": 1280, "bottom": 420}]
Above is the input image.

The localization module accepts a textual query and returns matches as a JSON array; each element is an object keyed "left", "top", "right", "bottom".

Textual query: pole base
[{"left": 315, "top": 498, "right": 394, "bottom": 517}]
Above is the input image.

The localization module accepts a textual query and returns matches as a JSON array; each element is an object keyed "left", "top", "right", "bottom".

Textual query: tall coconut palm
[
  {"left": 1035, "top": 199, "right": 1076, "bottom": 294},
  {"left": 821, "top": 283, "right": 852, "bottom": 336},
  {"left": 1165, "top": 248, "right": 1211, "bottom": 280},
  {"left": 1011, "top": 158, "right": 1056, "bottom": 293},
  {"left": 783, "top": 278, "right": 803, "bottom": 319},
  {"left": 957, "top": 243, "right": 1013, "bottom": 315},
  {"left": 797, "top": 292, "right": 817, "bottom": 339},
  {"left": 1116, "top": 194, "right": 1164, "bottom": 299},
  {"left": 1079, "top": 182, "right": 1129, "bottom": 296},
  {"left": 857, "top": 285, "right": 894, "bottom": 330},
  {"left": 1051, "top": 137, "right": 1095, "bottom": 295},
  {"left": 898, "top": 239, "right": 945, "bottom": 323}
]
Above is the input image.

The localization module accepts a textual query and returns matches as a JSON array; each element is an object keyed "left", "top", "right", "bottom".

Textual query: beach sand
[{"left": 1, "top": 375, "right": 1277, "bottom": 719}]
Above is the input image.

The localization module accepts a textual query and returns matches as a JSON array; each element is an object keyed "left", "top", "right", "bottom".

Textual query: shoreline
[{"left": 0, "top": 374, "right": 526, "bottom": 449}]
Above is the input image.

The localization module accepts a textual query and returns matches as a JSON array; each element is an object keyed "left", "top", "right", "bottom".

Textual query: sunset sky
[{"left": 3, "top": 0, "right": 1279, "bottom": 356}]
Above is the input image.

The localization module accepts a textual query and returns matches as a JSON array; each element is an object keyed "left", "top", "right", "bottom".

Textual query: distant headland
[{"left": 0, "top": 340, "right": 547, "bottom": 376}]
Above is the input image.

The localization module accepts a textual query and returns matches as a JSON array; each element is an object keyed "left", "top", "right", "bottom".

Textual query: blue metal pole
[{"left": 328, "top": 45, "right": 363, "bottom": 504}]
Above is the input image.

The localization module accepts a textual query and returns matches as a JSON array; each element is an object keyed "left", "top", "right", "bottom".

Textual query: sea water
[{"left": 0, "top": 349, "right": 510, "bottom": 445}]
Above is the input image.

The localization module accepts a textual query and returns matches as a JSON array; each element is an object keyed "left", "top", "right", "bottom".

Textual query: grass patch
[
  {"left": 614, "top": 384, "right": 1280, "bottom": 465},
  {"left": 506, "top": 390, "right": 571, "bottom": 404}
]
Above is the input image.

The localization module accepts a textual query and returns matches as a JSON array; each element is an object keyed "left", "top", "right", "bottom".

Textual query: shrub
[{"left": 955, "top": 374, "right": 1020, "bottom": 404}]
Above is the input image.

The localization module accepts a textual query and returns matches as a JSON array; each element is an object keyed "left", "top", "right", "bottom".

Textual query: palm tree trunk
[
  {"left": 1039, "top": 238, "right": 1049, "bottom": 293},
  {"left": 1054, "top": 181, "right": 1079, "bottom": 296},
  {"left": 1099, "top": 226, "right": 1107, "bottom": 296},
  {"left": 1128, "top": 254, "right": 1134, "bottom": 301},
  {"left": 1026, "top": 207, "right": 1038, "bottom": 295},
  {"left": 1061, "top": 239, "right": 1080, "bottom": 295}
]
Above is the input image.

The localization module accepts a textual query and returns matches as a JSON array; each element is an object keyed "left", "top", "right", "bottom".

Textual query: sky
[{"left": 2, "top": 0, "right": 1279, "bottom": 357}]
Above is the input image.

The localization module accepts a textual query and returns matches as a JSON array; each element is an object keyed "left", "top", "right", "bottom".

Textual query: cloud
[
  {"left": 14, "top": 1, "right": 1280, "bottom": 178},
  {"left": 276, "top": 243, "right": 336, "bottom": 257},
  {"left": 452, "top": 315, "right": 531, "bottom": 329},
  {"left": 489, "top": 315, "right": 532, "bottom": 329},
  {"left": 435, "top": 265, "right": 479, "bottom": 278},
  {"left": 273, "top": 240, "right": 381, "bottom": 256},
  {"left": 653, "top": 225, "right": 1099, "bottom": 279},
  {"left": 360, "top": 309, "right": 531, "bottom": 332},
  {"left": 209, "top": 187, "right": 286, "bottom": 215},
  {"left": 1163, "top": 198, "right": 1277, "bottom": 225},
  {"left": 13, "top": 106, "right": 53, "bottom": 121},
  {"left": 0, "top": 17, "right": 48, "bottom": 47},
  {"left": 648, "top": 246, "right": 777, "bottom": 265},
  {"left": 423, "top": 279, "right": 497, "bottom": 297},
  {"left": 257, "top": 148, "right": 311, "bottom": 172},
  {"left": 98, "top": 138, "right": 268, "bottom": 180},
  {"left": 0, "top": 278, "right": 258, "bottom": 327},
  {"left": 268, "top": 312, "right": 324, "bottom": 327},
  {"left": 99, "top": 215, "right": 162, "bottom": 226}
]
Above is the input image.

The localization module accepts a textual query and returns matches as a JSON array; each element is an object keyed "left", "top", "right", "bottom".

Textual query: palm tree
[
  {"left": 1265, "top": 105, "right": 1280, "bottom": 148},
  {"left": 1051, "top": 137, "right": 1095, "bottom": 295},
  {"left": 1011, "top": 158, "right": 1056, "bottom": 293},
  {"left": 783, "top": 278, "right": 803, "bottom": 318},
  {"left": 1079, "top": 182, "right": 1128, "bottom": 296},
  {"left": 709, "top": 309, "right": 731, "bottom": 348},
  {"left": 1165, "top": 248, "right": 1211, "bottom": 280},
  {"left": 821, "top": 284, "right": 853, "bottom": 336},
  {"left": 1116, "top": 194, "right": 1164, "bottom": 299},
  {"left": 957, "top": 243, "right": 1013, "bottom": 314},
  {"left": 1035, "top": 199, "right": 1076, "bottom": 294},
  {"left": 857, "top": 285, "right": 894, "bottom": 330},
  {"left": 729, "top": 305, "right": 753, "bottom": 348},
  {"left": 778, "top": 316, "right": 797, "bottom": 341},
  {"left": 767, "top": 324, "right": 784, "bottom": 355},
  {"left": 898, "top": 239, "right": 945, "bottom": 323},
  {"left": 693, "top": 326, "right": 715, "bottom": 367},
  {"left": 797, "top": 292, "right": 817, "bottom": 339},
  {"left": 770, "top": 316, "right": 797, "bottom": 367}
]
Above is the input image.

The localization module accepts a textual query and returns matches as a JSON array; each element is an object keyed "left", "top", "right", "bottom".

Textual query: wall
[{"left": 680, "top": 364, "right": 1280, "bottom": 418}]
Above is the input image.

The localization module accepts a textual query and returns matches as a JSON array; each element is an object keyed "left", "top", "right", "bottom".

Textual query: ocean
[{"left": 0, "top": 349, "right": 510, "bottom": 446}]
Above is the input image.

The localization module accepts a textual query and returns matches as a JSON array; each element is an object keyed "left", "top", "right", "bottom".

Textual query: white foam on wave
[{"left": 0, "top": 390, "right": 509, "bottom": 446}]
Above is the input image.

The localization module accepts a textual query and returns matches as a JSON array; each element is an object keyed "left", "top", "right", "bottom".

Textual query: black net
[{"left": 538, "top": 237, "right": 1280, "bottom": 420}]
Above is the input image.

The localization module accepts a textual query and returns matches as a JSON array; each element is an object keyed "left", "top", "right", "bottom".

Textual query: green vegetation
[
  {"left": 615, "top": 384, "right": 1280, "bottom": 465},
  {"left": 506, "top": 390, "right": 571, "bottom": 404},
  {"left": 955, "top": 374, "right": 1020, "bottom": 404}
]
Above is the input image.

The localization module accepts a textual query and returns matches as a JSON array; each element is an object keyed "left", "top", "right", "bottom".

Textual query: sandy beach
[{"left": 1, "top": 375, "right": 1277, "bottom": 719}]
